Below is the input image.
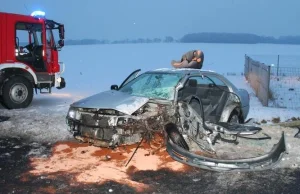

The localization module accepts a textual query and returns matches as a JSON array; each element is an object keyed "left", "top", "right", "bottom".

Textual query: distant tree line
[
  {"left": 64, "top": 39, "right": 110, "bottom": 45},
  {"left": 180, "top": 32, "right": 300, "bottom": 44},
  {"left": 64, "top": 33, "right": 300, "bottom": 46},
  {"left": 65, "top": 36, "right": 176, "bottom": 45}
]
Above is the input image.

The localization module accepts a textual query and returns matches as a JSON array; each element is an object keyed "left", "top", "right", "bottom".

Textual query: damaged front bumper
[
  {"left": 166, "top": 131, "right": 287, "bottom": 172},
  {"left": 66, "top": 115, "right": 145, "bottom": 148}
]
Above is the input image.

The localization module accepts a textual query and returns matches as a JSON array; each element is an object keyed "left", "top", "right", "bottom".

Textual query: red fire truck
[{"left": 0, "top": 11, "right": 66, "bottom": 109}]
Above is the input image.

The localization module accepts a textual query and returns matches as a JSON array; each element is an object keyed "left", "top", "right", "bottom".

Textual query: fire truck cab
[{"left": 0, "top": 11, "right": 66, "bottom": 109}]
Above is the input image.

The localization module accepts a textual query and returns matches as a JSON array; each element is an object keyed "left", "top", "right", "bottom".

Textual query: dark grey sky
[{"left": 1, "top": 0, "right": 299, "bottom": 40}]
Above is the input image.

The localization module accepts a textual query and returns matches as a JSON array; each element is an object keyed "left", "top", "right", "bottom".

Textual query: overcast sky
[{"left": 1, "top": 0, "right": 299, "bottom": 40}]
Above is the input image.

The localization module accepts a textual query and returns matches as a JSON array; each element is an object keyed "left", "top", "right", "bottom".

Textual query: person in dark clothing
[{"left": 171, "top": 50, "right": 204, "bottom": 69}]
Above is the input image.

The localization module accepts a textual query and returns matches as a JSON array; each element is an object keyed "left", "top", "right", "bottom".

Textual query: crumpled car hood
[{"left": 71, "top": 90, "right": 149, "bottom": 115}]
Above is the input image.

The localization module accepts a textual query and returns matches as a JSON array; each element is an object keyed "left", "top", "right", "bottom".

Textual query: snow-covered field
[
  {"left": 1, "top": 43, "right": 300, "bottom": 143},
  {"left": 269, "top": 75, "right": 300, "bottom": 109}
]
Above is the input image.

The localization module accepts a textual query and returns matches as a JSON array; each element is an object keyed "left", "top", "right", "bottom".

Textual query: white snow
[
  {"left": 227, "top": 75, "right": 300, "bottom": 123},
  {"left": 1, "top": 43, "right": 300, "bottom": 144},
  {"left": 269, "top": 76, "right": 300, "bottom": 109}
]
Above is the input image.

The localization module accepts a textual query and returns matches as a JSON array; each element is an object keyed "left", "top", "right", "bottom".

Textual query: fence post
[
  {"left": 244, "top": 54, "right": 247, "bottom": 79},
  {"left": 247, "top": 55, "right": 250, "bottom": 79},
  {"left": 277, "top": 55, "right": 280, "bottom": 76},
  {"left": 267, "top": 65, "right": 271, "bottom": 107}
]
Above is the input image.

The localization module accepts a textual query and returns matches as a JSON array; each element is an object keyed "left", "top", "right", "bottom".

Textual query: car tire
[
  {"left": 228, "top": 110, "right": 240, "bottom": 123},
  {"left": 2, "top": 76, "right": 33, "bottom": 109},
  {"left": 165, "top": 123, "right": 190, "bottom": 151}
]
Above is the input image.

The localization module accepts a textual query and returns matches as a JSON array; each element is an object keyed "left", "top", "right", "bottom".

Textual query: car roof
[
  {"left": 147, "top": 68, "right": 216, "bottom": 75},
  {"left": 145, "top": 68, "right": 238, "bottom": 91}
]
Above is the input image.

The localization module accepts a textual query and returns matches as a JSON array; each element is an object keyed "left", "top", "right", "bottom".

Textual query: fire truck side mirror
[
  {"left": 58, "top": 39, "right": 64, "bottom": 47},
  {"left": 59, "top": 25, "right": 65, "bottom": 39}
]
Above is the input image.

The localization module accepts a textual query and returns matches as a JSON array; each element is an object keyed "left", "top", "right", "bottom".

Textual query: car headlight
[
  {"left": 68, "top": 109, "right": 76, "bottom": 118},
  {"left": 67, "top": 107, "right": 78, "bottom": 119}
]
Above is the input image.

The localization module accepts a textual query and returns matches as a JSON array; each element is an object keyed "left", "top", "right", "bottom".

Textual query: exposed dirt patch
[
  {"left": 27, "top": 134, "right": 190, "bottom": 193},
  {"left": 1, "top": 136, "right": 300, "bottom": 194}
]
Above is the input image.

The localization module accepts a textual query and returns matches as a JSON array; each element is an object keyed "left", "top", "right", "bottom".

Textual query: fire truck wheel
[{"left": 2, "top": 76, "right": 33, "bottom": 109}]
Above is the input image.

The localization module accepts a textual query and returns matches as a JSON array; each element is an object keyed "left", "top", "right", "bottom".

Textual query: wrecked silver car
[{"left": 66, "top": 68, "right": 287, "bottom": 171}]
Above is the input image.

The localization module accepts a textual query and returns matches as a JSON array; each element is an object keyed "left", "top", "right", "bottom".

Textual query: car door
[
  {"left": 178, "top": 76, "right": 213, "bottom": 118},
  {"left": 203, "top": 74, "right": 230, "bottom": 121}
]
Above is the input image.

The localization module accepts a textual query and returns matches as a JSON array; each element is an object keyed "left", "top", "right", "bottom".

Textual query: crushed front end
[{"left": 66, "top": 101, "right": 175, "bottom": 148}]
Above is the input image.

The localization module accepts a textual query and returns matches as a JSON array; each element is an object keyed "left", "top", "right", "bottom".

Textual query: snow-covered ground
[
  {"left": 269, "top": 75, "right": 300, "bottom": 109},
  {"left": 228, "top": 75, "right": 300, "bottom": 122},
  {"left": 1, "top": 43, "right": 300, "bottom": 143}
]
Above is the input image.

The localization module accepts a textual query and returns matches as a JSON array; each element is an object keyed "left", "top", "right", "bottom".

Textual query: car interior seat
[
  {"left": 185, "top": 79, "right": 198, "bottom": 97},
  {"left": 188, "top": 79, "right": 197, "bottom": 87},
  {"left": 177, "top": 79, "right": 197, "bottom": 101}
]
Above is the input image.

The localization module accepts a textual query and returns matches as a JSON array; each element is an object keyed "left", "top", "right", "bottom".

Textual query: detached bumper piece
[{"left": 166, "top": 132, "right": 287, "bottom": 172}]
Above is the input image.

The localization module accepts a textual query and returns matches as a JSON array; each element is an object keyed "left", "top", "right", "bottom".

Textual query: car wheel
[
  {"left": 165, "top": 123, "right": 189, "bottom": 151},
  {"left": 228, "top": 110, "right": 240, "bottom": 123},
  {"left": 2, "top": 76, "right": 33, "bottom": 109}
]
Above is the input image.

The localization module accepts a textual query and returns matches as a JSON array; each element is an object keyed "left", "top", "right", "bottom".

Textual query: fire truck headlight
[{"left": 57, "top": 77, "right": 62, "bottom": 83}]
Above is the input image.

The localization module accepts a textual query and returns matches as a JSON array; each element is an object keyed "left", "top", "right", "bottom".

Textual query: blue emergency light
[{"left": 30, "top": 11, "right": 46, "bottom": 18}]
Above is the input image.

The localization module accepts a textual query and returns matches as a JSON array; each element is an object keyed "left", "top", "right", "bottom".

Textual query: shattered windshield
[{"left": 119, "top": 73, "right": 183, "bottom": 100}]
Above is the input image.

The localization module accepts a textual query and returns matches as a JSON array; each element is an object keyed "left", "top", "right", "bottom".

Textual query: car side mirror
[{"left": 111, "top": 85, "right": 118, "bottom": 90}]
